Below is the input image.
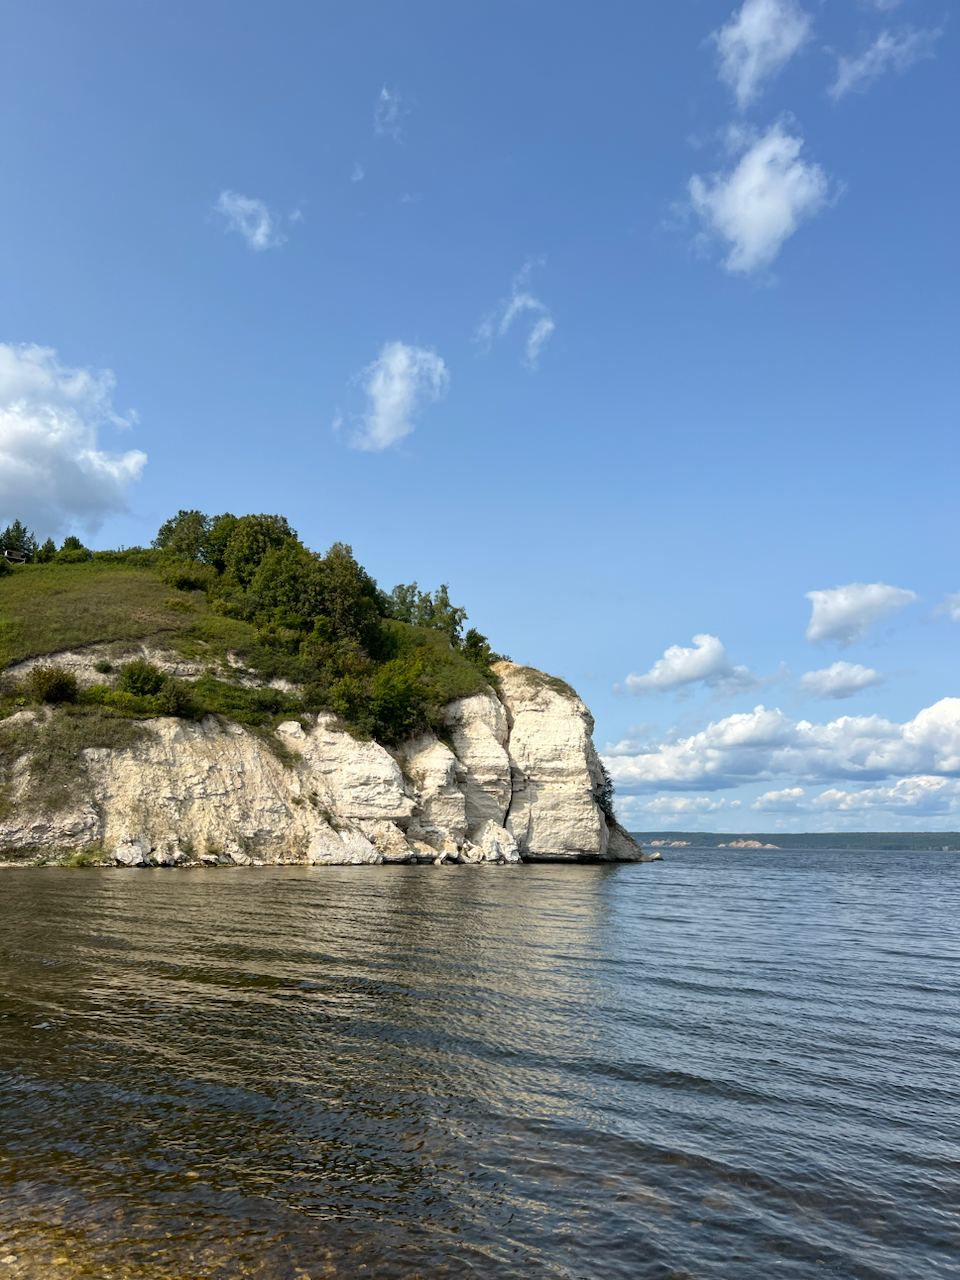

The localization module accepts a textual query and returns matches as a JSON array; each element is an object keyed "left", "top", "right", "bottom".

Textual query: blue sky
[{"left": 1, "top": 0, "right": 957, "bottom": 832}]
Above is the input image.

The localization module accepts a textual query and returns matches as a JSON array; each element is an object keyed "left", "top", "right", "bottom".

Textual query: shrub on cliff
[
  {"left": 117, "top": 660, "right": 166, "bottom": 697},
  {"left": 28, "top": 665, "right": 79, "bottom": 704},
  {"left": 153, "top": 679, "right": 199, "bottom": 718}
]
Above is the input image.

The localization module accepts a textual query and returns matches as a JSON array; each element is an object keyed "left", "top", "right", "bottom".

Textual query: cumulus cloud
[
  {"left": 753, "top": 786, "right": 806, "bottom": 811},
  {"left": 602, "top": 697, "right": 960, "bottom": 794},
  {"left": 215, "top": 190, "right": 286, "bottom": 251},
  {"left": 0, "top": 343, "right": 146, "bottom": 536},
  {"left": 475, "top": 261, "right": 556, "bottom": 369},
  {"left": 714, "top": 0, "right": 812, "bottom": 108},
  {"left": 620, "top": 794, "right": 738, "bottom": 819},
  {"left": 689, "top": 122, "right": 832, "bottom": 273},
  {"left": 752, "top": 775, "right": 960, "bottom": 819},
  {"left": 624, "top": 634, "right": 756, "bottom": 694},
  {"left": 812, "top": 776, "right": 960, "bottom": 816},
  {"left": 349, "top": 341, "right": 449, "bottom": 451},
  {"left": 374, "top": 86, "right": 407, "bottom": 140},
  {"left": 829, "top": 27, "right": 941, "bottom": 100},
  {"left": 805, "top": 582, "right": 917, "bottom": 644},
  {"left": 800, "top": 661, "right": 882, "bottom": 699}
]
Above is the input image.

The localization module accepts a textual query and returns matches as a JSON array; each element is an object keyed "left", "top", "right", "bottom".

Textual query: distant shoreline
[{"left": 631, "top": 831, "right": 960, "bottom": 853}]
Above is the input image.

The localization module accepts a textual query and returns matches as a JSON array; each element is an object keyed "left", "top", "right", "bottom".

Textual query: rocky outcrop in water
[{"left": 0, "top": 661, "right": 646, "bottom": 867}]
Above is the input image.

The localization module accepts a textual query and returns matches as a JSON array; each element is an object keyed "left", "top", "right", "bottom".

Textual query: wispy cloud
[
  {"left": 688, "top": 122, "right": 832, "bottom": 273},
  {"left": 348, "top": 341, "right": 449, "bottom": 452},
  {"left": 829, "top": 26, "right": 942, "bottom": 100},
  {"left": 0, "top": 343, "right": 146, "bottom": 535},
  {"left": 800, "top": 661, "right": 883, "bottom": 699},
  {"left": 805, "top": 582, "right": 917, "bottom": 644},
  {"left": 215, "top": 190, "right": 286, "bottom": 251},
  {"left": 938, "top": 593, "right": 960, "bottom": 623},
  {"left": 350, "top": 161, "right": 365, "bottom": 183},
  {"left": 475, "top": 261, "right": 556, "bottom": 369},
  {"left": 624, "top": 634, "right": 756, "bottom": 695},
  {"left": 713, "top": 0, "right": 812, "bottom": 109},
  {"left": 374, "top": 86, "right": 407, "bottom": 140}
]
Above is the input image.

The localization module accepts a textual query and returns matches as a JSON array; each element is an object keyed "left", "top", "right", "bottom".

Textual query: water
[{"left": 1, "top": 850, "right": 958, "bottom": 1279}]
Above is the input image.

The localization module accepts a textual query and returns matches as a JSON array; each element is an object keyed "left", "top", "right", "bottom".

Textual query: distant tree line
[{"left": 0, "top": 519, "right": 91, "bottom": 570}]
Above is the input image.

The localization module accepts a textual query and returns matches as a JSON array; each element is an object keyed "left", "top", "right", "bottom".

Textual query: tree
[
  {"left": 203, "top": 512, "right": 239, "bottom": 572},
  {"left": 388, "top": 581, "right": 466, "bottom": 645},
  {"left": 319, "top": 542, "right": 382, "bottom": 648},
  {"left": 153, "top": 509, "right": 210, "bottom": 561},
  {"left": 595, "top": 761, "right": 615, "bottom": 822},
  {"left": 223, "top": 515, "right": 297, "bottom": 587},
  {"left": 247, "top": 542, "right": 326, "bottom": 630},
  {"left": 35, "top": 537, "right": 56, "bottom": 563},
  {"left": 56, "top": 535, "right": 91, "bottom": 562},
  {"left": 462, "top": 627, "right": 497, "bottom": 670},
  {"left": 0, "top": 519, "right": 38, "bottom": 561}
]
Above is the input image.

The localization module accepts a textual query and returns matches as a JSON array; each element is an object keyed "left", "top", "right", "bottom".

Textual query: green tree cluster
[
  {"left": 0, "top": 519, "right": 93, "bottom": 564},
  {"left": 147, "top": 509, "right": 498, "bottom": 743}
]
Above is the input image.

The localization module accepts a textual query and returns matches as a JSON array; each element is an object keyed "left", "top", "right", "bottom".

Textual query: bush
[
  {"left": 153, "top": 679, "right": 198, "bottom": 718},
  {"left": 117, "top": 659, "right": 166, "bottom": 697},
  {"left": 93, "top": 659, "right": 113, "bottom": 674},
  {"left": 0, "top": 558, "right": 9, "bottom": 577},
  {"left": 55, "top": 548, "right": 91, "bottom": 564},
  {"left": 27, "top": 665, "right": 79, "bottom": 704},
  {"left": 161, "top": 558, "right": 217, "bottom": 593}
]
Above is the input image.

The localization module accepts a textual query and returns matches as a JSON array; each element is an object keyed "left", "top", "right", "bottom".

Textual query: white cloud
[
  {"left": 603, "top": 697, "right": 960, "bottom": 794},
  {"left": 624, "top": 633, "right": 755, "bottom": 694},
  {"left": 753, "top": 786, "right": 806, "bottom": 811},
  {"left": 940, "top": 594, "right": 960, "bottom": 623},
  {"left": 812, "top": 776, "right": 960, "bottom": 816},
  {"left": 0, "top": 343, "right": 146, "bottom": 536},
  {"left": 351, "top": 161, "right": 365, "bottom": 183},
  {"left": 800, "top": 661, "right": 882, "bottom": 699},
  {"left": 215, "top": 190, "right": 286, "bottom": 251},
  {"left": 475, "top": 261, "right": 556, "bottom": 369},
  {"left": 830, "top": 27, "right": 941, "bottom": 100},
  {"left": 689, "top": 122, "right": 831, "bottom": 273},
  {"left": 805, "top": 582, "right": 917, "bottom": 644},
  {"left": 714, "top": 0, "right": 812, "bottom": 108},
  {"left": 349, "top": 341, "right": 449, "bottom": 452},
  {"left": 374, "top": 86, "right": 407, "bottom": 140},
  {"left": 625, "top": 795, "right": 736, "bottom": 818}
]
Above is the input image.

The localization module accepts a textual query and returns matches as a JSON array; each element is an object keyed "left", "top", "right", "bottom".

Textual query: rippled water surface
[{"left": 1, "top": 851, "right": 959, "bottom": 1279}]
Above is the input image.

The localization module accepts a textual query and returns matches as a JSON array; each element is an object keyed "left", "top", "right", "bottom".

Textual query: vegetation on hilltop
[{"left": 0, "top": 510, "right": 502, "bottom": 745}]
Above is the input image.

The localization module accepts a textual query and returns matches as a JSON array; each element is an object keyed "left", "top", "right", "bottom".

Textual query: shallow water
[{"left": 1, "top": 850, "right": 958, "bottom": 1279}]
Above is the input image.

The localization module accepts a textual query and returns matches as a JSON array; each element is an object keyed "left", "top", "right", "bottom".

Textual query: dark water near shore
[{"left": 1, "top": 851, "right": 958, "bottom": 1279}]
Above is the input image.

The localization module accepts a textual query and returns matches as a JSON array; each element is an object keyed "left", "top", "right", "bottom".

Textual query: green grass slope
[
  {"left": 0, "top": 559, "right": 490, "bottom": 745},
  {"left": 0, "top": 561, "right": 258, "bottom": 669}
]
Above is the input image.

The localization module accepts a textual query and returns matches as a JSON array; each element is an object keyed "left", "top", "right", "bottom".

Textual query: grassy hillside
[
  {"left": 0, "top": 533, "right": 493, "bottom": 747},
  {"left": 0, "top": 560, "right": 257, "bottom": 668}
]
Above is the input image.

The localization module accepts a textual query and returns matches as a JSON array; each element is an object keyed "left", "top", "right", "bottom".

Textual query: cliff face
[{"left": 0, "top": 660, "right": 645, "bottom": 866}]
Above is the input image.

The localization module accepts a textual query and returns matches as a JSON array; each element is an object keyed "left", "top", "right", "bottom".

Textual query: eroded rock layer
[{"left": 0, "top": 662, "right": 645, "bottom": 866}]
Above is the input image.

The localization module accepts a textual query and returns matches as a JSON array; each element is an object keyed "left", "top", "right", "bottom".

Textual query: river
[{"left": 1, "top": 850, "right": 958, "bottom": 1278}]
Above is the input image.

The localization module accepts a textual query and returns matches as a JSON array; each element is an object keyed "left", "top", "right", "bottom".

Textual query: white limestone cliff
[{"left": 0, "top": 661, "right": 646, "bottom": 867}]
